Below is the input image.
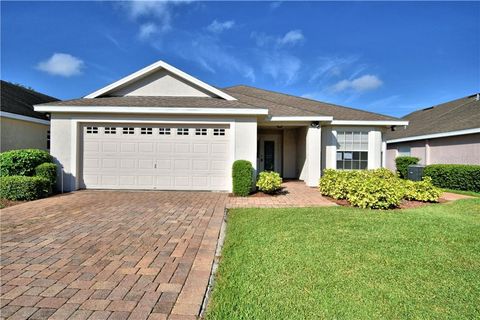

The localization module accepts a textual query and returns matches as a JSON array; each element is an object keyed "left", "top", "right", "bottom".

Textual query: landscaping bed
[{"left": 206, "top": 199, "right": 480, "bottom": 319}]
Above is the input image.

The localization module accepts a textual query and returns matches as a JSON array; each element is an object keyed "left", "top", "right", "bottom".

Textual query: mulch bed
[{"left": 0, "top": 198, "right": 25, "bottom": 209}]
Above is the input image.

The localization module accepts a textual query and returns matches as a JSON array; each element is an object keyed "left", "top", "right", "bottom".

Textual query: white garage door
[{"left": 81, "top": 124, "right": 230, "bottom": 190}]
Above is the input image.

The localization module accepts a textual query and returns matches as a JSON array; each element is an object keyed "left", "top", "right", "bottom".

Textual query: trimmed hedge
[
  {"left": 0, "top": 176, "right": 51, "bottom": 201},
  {"left": 0, "top": 149, "right": 53, "bottom": 177},
  {"left": 232, "top": 160, "right": 254, "bottom": 196},
  {"left": 319, "top": 168, "right": 440, "bottom": 209},
  {"left": 395, "top": 156, "right": 420, "bottom": 179},
  {"left": 256, "top": 171, "right": 282, "bottom": 194},
  {"left": 423, "top": 164, "right": 480, "bottom": 192},
  {"left": 35, "top": 163, "right": 57, "bottom": 190}
]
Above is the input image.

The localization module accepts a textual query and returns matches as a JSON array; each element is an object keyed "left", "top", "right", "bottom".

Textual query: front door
[{"left": 257, "top": 134, "right": 282, "bottom": 173}]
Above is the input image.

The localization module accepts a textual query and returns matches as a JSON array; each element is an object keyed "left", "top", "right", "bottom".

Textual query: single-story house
[
  {"left": 35, "top": 60, "right": 408, "bottom": 192},
  {"left": 1, "top": 80, "right": 58, "bottom": 152},
  {"left": 385, "top": 93, "right": 480, "bottom": 170}
]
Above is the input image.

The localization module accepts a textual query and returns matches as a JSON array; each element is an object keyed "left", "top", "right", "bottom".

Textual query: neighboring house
[
  {"left": 385, "top": 93, "right": 480, "bottom": 170},
  {"left": 1, "top": 81, "right": 58, "bottom": 152},
  {"left": 35, "top": 60, "right": 407, "bottom": 192}
]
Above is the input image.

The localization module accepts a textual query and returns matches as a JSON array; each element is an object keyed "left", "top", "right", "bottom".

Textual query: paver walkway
[
  {"left": 227, "top": 180, "right": 336, "bottom": 208},
  {"left": 0, "top": 191, "right": 227, "bottom": 320}
]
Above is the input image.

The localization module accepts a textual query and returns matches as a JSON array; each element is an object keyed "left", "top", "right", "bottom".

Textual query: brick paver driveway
[{"left": 1, "top": 191, "right": 227, "bottom": 320}]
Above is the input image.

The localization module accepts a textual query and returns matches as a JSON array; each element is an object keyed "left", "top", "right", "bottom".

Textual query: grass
[
  {"left": 443, "top": 188, "right": 480, "bottom": 197},
  {"left": 206, "top": 199, "right": 480, "bottom": 320}
]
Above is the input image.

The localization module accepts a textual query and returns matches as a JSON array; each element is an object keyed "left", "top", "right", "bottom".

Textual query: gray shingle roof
[
  {"left": 1, "top": 81, "right": 58, "bottom": 120},
  {"left": 224, "top": 85, "right": 399, "bottom": 120},
  {"left": 385, "top": 93, "right": 480, "bottom": 141}
]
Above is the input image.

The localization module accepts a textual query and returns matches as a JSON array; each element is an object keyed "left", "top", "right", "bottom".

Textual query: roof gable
[{"left": 85, "top": 60, "right": 236, "bottom": 100}]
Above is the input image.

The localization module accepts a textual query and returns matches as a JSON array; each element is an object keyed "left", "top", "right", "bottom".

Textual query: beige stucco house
[
  {"left": 35, "top": 60, "right": 407, "bottom": 192},
  {"left": 386, "top": 93, "right": 480, "bottom": 170},
  {"left": 1, "top": 81, "right": 57, "bottom": 152}
]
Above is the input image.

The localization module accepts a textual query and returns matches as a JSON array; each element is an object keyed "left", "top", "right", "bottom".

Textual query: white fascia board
[
  {"left": 0, "top": 111, "right": 50, "bottom": 125},
  {"left": 34, "top": 105, "right": 268, "bottom": 115},
  {"left": 268, "top": 116, "right": 333, "bottom": 122},
  {"left": 330, "top": 120, "right": 409, "bottom": 126},
  {"left": 84, "top": 60, "right": 237, "bottom": 101},
  {"left": 386, "top": 127, "right": 480, "bottom": 144}
]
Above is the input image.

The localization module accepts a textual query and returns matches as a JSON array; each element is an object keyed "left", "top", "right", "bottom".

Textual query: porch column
[{"left": 306, "top": 125, "right": 321, "bottom": 187}]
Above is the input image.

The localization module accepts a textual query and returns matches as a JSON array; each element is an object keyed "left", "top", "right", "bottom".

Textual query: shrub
[
  {"left": 35, "top": 163, "right": 57, "bottom": 192},
  {"left": 232, "top": 160, "right": 254, "bottom": 196},
  {"left": 319, "top": 169, "right": 360, "bottom": 199},
  {"left": 0, "top": 176, "right": 51, "bottom": 201},
  {"left": 0, "top": 149, "right": 53, "bottom": 177},
  {"left": 395, "top": 156, "right": 420, "bottom": 179},
  {"left": 346, "top": 173, "right": 405, "bottom": 209},
  {"left": 423, "top": 164, "right": 480, "bottom": 192},
  {"left": 256, "top": 171, "right": 283, "bottom": 194},
  {"left": 402, "top": 177, "right": 442, "bottom": 202}
]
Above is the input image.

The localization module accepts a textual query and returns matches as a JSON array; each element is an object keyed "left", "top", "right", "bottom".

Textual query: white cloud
[
  {"left": 207, "top": 19, "right": 235, "bottom": 33},
  {"left": 270, "top": 1, "right": 282, "bottom": 10},
  {"left": 262, "top": 53, "right": 301, "bottom": 85},
  {"left": 310, "top": 56, "right": 359, "bottom": 82},
  {"left": 332, "top": 74, "right": 383, "bottom": 92},
  {"left": 36, "top": 53, "right": 84, "bottom": 77},
  {"left": 277, "top": 29, "right": 304, "bottom": 46},
  {"left": 139, "top": 23, "right": 159, "bottom": 39}
]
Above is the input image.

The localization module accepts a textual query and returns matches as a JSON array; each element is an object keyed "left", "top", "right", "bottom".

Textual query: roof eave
[{"left": 387, "top": 127, "right": 480, "bottom": 144}]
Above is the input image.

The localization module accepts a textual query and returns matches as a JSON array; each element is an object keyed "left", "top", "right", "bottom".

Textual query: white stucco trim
[
  {"left": 386, "top": 127, "right": 480, "bottom": 143},
  {"left": 268, "top": 116, "right": 333, "bottom": 122},
  {"left": 34, "top": 105, "right": 268, "bottom": 115},
  {"left": 331, "top": 120, "right": 409, "bottom": 126},
  {"left": 0, "top": 111, "right": 50, "bottom": 125},
  {"left": 84, "top": 60, "right": 237, "bottom": 101}
]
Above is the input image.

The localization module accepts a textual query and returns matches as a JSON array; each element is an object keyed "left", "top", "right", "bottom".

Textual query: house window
[
  {"left": 177, "top": 128, "right": 189, "bottom": 135},
  {"left": 123, "top": 127, "right": 135, "bottom": 134},
  {"left": 398, "top": 146, "right": 411, "bottom": 157},
  {"left": 159, "top": 128, "right": 171, "bottom": 135},
  {"left": 336, "top": 131, "right": 368, "bottom": 170},
  {"left": 86, "top": 126, "right": 98, "bottom": 134},
  {"left": 47, "top": 130, "right": 50, "bottom": 149},
  {"left": 141, "top": 128, "right": 153, "bottom": 135},
  {"left": 213, "top": 128, "right": 225, "bottom": 136},
  {"left": 195, "top": 128, "right": 207, "bottom": 136},
  {"left": 104, "top": 127, "right": 116, "bottom": 134}
]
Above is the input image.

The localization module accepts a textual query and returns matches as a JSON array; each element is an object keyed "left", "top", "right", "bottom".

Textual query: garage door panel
[{"left": 82, "top": 124, "right": 230, "bottom": 190}]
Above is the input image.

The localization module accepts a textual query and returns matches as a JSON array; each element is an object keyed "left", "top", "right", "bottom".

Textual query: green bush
[
  {"left": 35, "top": 163, "right": 57, "bottom": 191},
  {"left": 0, "top": 149, "right": 53, "bottom": 177},
  {"left": 319, "top": 168, "right": 441, "bottom": 209},
  {"left": 395, "top": 156, "right": 420, "bottom": 179},
  {"left": 232, "top": 160, "right": 254, "bottom": 196},
  {"left": 256, "top": 171, "right": 283, "bottom": 194},
  {"left": 0, "top": 176, "right": 51, "bottom": 201},
  {"left": 346, "top": 172, "right": 405, "bottom": 209},
  {"left": 402, "top": 177, "right": 442, "bottom": 202},
  {"left": 423, "top": 164, "right": 480, "bottom": 192}
]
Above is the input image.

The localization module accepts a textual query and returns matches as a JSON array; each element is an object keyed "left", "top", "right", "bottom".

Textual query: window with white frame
[
  {"left": 104, "top": 127, "right": 116, "bottom": 134},
  {"left": 195, "top": 128, "right": 207, "bottom": 136},
  {"left": 398, "top": 146, "right": 411, "bottom": 156},
  {"left": 159, "top": 128, "right": 171, "bottom": 135},
  {"left": 86, "top": 126, "right": 98, "bottom": 134},
  {"left": 141, "top": 127, "right": 153, "bottom": 135},
  {"left": 177, "top": 128, "right": 189, "bottom": 135},
  {"left": 122, "top": 127, "right": 135, "bottom": 135},
  {"left": 336, "top": 131, "right": 368, "bottom": 170},
  {"left": 213, "top": 128, "right": 225, "bottom": 136}
]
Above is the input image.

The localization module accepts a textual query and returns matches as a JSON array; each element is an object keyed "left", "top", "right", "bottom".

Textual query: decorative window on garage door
[
  {"left": 86, "top": 126, "right": 98, "bottom": 134},
  {"left": 177, "top": 128, "right": 189, "bottom": 135},
  {"left": 336, "top": 131, "right": 368, "bottom": 170},
  {"left": 213, "top": 128, "right": 225, "bottom": 136},
  {"left": 104, "top": 127, "right": 116, "bottom": 134},
  {"left": 195, "top": 128, "right": 207, "bottom": 136},
  {"left": 159, "top": 128, "right": 171, "bottom": 135}
]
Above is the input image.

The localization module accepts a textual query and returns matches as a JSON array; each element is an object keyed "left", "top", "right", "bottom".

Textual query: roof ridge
[
  {"left": 226, "top": 85, "right": 399, "bottom": 120},
  {"left": 1, "top": 80, "right": 58, "bottom": 101}
]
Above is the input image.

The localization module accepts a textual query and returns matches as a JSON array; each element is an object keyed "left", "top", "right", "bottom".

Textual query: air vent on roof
[{"left": 422, "top": 106, "right": 434, "bottom": 111}]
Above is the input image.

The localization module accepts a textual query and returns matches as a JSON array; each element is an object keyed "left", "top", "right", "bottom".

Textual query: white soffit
[{"left": 84, "top": 60, "right": 237, "bottom": 101}]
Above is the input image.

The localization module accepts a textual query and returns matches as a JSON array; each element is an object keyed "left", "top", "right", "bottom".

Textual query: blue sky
[{"left": 1, "top": 1, "right": 479, "bottom": 117}]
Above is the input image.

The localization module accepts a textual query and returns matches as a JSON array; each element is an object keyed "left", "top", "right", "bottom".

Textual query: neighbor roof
[
  {"left": 223, "top": 85, "right": 399, "bottom": 121},
  {"left": 1, "top": 80, "right": 58, "bottom": 120},
  {"left": 386, "top": 93, "right": 480, "bottom": 141}
]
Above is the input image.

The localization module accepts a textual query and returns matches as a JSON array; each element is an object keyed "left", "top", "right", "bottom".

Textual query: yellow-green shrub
[
  {"left": 256, "top": 171, "right": 283, "bottom": 194},
  {"left": 402, "top": 177, "right": 442, "bottom": 202}
]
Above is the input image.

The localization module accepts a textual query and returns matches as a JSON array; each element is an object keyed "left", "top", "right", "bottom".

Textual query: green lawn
[
  {"left": 443, "top": 188, "right": 480, "bottom": 197},
  {"left": 206, "top": 199, "right": 480, "bottom": 320}
]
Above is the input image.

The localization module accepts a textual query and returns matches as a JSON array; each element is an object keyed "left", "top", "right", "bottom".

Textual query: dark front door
[{"left": 264, "top": 140, "right": 275, "bottom": 171}]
